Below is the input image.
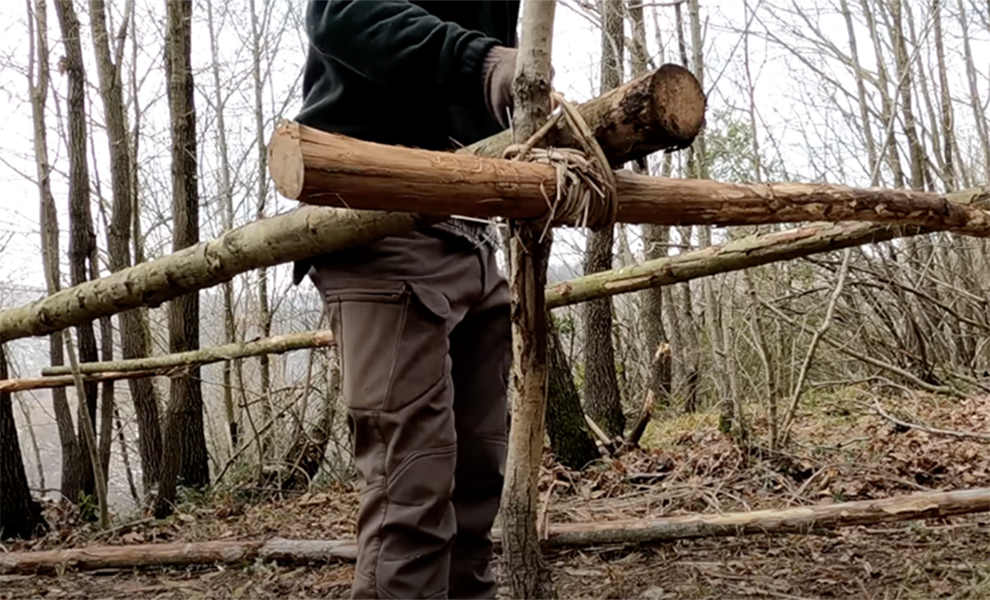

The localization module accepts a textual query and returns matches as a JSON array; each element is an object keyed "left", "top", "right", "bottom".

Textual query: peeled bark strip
[
  {"left": 3, "top": 488, "right": 985, "bottom": 574},
  {"left": 0, "top": 209, "right": 440, "bottom": 342},
  {"left": 466, "top": 64, "right": 705, "bottom": 165},
  {"left": 268, "top": 124, "right": 990, "bottom": 236}
]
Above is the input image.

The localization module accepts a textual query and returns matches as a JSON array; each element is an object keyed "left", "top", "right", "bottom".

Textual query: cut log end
[
  {"left": 269, "top": 120, "right": 305, "bottom": 200},
  {"left": 650, "top": 64, "right": 707, "bottom": 144}
]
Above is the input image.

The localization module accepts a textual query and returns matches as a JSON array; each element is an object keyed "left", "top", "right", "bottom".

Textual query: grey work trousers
[{"left": 309, "top": 230, "right": 511, "bottom": 600}]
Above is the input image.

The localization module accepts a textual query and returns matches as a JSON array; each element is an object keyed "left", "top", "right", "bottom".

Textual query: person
[{"left": 291, "top": 2, "right": 522, "bottom": 598}]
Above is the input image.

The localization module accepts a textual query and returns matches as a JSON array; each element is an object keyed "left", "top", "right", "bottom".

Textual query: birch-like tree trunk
[
  {"left": 205, "top": 2, "right": 243, "bottom": 454},
  {"left": 629, "top": 0, "right": 671, "bottom": 407}
]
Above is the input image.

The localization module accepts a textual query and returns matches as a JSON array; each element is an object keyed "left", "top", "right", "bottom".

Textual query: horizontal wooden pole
[
  {"left": 0, "top": 209, "right": 439, "bottom": 342},
  {"left": 2, "top": 487, "right": 985, "bottom": 573},
  {"left": 0, "top": 331, "right": 335, "bottom": 392},
  {"left": 545, "top": 221, "right": 918, "bottom": 308},
  {"left": 270, "top": 123, "right": 990, "bottom": 236},
  {"left": 41, "top": 330, "right": 334, "bottom": 376}
]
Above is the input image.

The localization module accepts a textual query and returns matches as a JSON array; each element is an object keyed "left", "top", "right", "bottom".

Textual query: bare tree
[
  {"left": 26, "top": 0, "right": 83, "bottom": 503},
  {"left": 54, "top": 0, "right": 101, "bottom": 501},
  {"left": 583, "top": 0, "right": 626, "bottom": 438},
  {"left": 89, "top": 0, "right": 163, "bottom": 493},
  {"left": 156, "top": 0, "right": 209, "bottom": 516}
]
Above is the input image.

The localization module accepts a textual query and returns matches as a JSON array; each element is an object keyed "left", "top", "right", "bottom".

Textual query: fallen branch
[
  {"left": 871, "top": 397, "right": 990, "bottom": 442},
  {"left": 0, "top": 331, "right": 334, "bottom": 392},
  {"left": 2, "top": 487, "right": 986, "bottom": 574}
]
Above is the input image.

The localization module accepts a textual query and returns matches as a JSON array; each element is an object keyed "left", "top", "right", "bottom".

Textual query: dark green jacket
[{"left": 296, "top": 0, "right": 520, "bottom": 151}]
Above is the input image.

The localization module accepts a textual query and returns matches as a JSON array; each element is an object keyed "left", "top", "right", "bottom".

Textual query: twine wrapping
[{"left": 502, "top": 92, "right": 618, "bottom": 238}]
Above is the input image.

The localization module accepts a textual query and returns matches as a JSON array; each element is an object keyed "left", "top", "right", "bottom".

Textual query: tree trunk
[
  {"left": 248, "top": 0, "right": 275, "bottom": 462},
  {"left": 0, "top": 346, "right": 47, "bottom": 540},
  {"left": 156, "top": 0, "right": 208, "bottom": 516},
  {"left": 500, "top": 1, "right": 558, "bottom": 597},
  {"left": 205, "top": 1, "right": 241, "bottom": 454},
  {"left": 26, "top": 0, "right": 81, "bottom": 504},
  {"left": 629, "top": 0, "right": 671, "bottom": 409},
  {"left": 54, "top": 0, "right": 99, "bottom": 501},
  {"left": 88, "top": 0, "right": 162, "bottom": 492},
  {"left": 583, "top": 0, "right": 626, "bottom": 439},
  {"left": 546, "top": 318, "right": 600, "bottom": 470}
]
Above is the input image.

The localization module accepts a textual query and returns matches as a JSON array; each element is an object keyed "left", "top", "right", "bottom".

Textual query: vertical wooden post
[{"left": 500, "top": 1, "right": 558, "bottom": 598}]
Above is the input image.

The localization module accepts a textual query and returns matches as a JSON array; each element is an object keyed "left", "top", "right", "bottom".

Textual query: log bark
[
  {"left": 3, "top": 487, "right": 986, "bottom": 573},
  {"left": 0, "top": 209, "right": 439, "bottom": 342},
  {"left": 268, "top": 124, "right": 990, "bottom": 236},
  {"left": 466, "top": 64, "right": 704, "bottom": 165}
]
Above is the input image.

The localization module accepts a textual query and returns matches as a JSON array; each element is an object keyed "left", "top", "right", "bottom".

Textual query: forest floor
[{"left": 2, "top": 388, "right": 989, "bottom": 599}]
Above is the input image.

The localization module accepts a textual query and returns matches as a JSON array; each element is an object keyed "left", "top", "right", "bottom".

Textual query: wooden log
[
  {"left": 268, "top": 124, "right": 990, "bottom": 237},
  {"left": 31, "top": 201, "right": 984, "bottom": 381},
  {"left": 0, "top": 537, "right": 356, "bottom": 574},
  {"left": 0, "top": 209, "right": 440, "bottom": 342},
  {"left": 2, "top": 488, "right": 985, "bottom": 574},
  {"left": 1, "top": 369, "right": 172, "bottom": 393},
  {"left": 41, "top": 330, "right": 334, "bottom": 376},
  {"left": 545, "top": 185, "right": 986, "bottom": 309},
  {"left": 542, "top": 487, "right": 990, "bottom": 547},
  {"left": 465, "top": 64, "right": 705, "bottom": 165},
  {"left": 0, "top": 331, "right": 335, "bottom": 393}
]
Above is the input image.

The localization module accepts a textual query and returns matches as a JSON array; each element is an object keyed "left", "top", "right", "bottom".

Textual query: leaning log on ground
[
  {"left": 465, "top": 63, "right": 705, "bottom": 165},
  {"left": 3, "top": 488, "right": 986, "bottom": 574},
  {"left": 0, "top": 538, "right": 357, "bottom": 574},
  {"left": 268, "top": 124, "right": 990, "bottom": 236},
  {"left": 0, "top": 209, "right": 440, "bottom": 342}
]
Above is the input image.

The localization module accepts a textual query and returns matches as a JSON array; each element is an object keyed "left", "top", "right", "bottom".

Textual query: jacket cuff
[{"left": 453, "top": 37, "right": 500, "bottom": 107}]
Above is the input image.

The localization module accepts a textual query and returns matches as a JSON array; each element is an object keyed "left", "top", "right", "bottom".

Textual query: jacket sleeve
[{"left": 306, "top": 0, "right": 500, "bottom": 105}]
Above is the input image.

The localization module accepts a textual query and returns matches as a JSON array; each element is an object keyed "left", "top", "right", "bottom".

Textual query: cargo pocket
[{"left": 324, "top": 280, "right": 410, "bottom": 413}]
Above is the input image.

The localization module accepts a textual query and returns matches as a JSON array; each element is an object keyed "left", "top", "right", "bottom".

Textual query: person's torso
[{"left": 295, "top": 1, "right": 520, "bottom": 151}]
